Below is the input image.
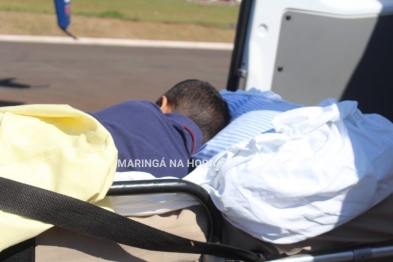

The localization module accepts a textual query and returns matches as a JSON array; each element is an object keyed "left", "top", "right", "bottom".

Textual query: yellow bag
[{"left": 0, "top": 104, "right": 118, "bottom": 251}]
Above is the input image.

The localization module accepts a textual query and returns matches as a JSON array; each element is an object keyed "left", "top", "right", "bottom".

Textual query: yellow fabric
[{"left": 0, "top": 104, "right": 118, "bottom": 251}]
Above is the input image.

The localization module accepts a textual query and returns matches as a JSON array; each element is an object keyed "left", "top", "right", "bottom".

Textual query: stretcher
[
  {"left": 1, "top": 178, "right": 393, "bottom": 261},
  {"left": 107, "top": 180, "right": 393, "bottom": 262},
  {"left": 2, "top": 0, "right": 393, "bottom": 261}
]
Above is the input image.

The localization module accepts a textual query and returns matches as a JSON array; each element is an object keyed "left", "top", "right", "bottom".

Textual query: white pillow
[{"left": 192, "top": 89, "right": 301, "bottom": 161}]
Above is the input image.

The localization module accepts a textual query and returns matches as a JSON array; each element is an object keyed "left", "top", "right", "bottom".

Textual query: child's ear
[{"left": 158, "top": 96, "right": 172, "bottom": 113}]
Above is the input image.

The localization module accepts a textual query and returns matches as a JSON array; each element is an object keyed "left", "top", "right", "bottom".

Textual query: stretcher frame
[{"left": 108, "top": 179, "right": 393, "bottom": 262}]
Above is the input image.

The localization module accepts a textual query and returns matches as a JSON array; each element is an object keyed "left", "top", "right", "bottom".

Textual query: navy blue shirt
[{"left": 92, "top": 101, "right": 203, "bottom": 178}]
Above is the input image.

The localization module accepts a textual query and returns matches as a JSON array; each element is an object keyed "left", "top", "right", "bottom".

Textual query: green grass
[{"left": 0, "top": 0, "right": 239, "bottom": 28}]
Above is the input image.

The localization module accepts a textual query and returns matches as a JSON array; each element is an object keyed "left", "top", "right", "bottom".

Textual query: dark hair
[{"left": 158, "top": 79, "right": 230, "bottom": 144}]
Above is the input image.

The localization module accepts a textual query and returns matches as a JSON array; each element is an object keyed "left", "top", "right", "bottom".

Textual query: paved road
[{"left": 0, "top": 42, "right": 232, "bottom": 111}]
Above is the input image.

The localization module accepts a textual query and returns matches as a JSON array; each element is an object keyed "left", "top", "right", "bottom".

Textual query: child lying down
[
  {"left": 91, "top": 79, "right": 230, "bottom": 178},
  {"left": 2, "top": 86, "right": 393, "bottom": 261}
]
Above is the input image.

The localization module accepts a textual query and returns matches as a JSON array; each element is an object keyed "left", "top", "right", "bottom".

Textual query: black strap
[
  {"left": 0, "top": 177, "right": 264, "bottom": 262},
  {"left": 0, "top": 239, "right": 35, "bottom": 262}
]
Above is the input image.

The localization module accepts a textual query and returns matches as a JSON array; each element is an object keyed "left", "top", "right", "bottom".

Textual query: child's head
[{"left": 157, "top": 79, "right": 230, "bottom": 144}]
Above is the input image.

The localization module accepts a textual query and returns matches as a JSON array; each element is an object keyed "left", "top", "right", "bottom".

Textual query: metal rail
[
  {"left": 107, "top": 179, "right": 223, "bottom": 243},
  {"left": 267, "top": 245, "right": 393, "bottom": 262}
]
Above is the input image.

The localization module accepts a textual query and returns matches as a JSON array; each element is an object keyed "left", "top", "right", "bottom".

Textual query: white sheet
[{"left": 112, "top": 99, "right": 393, "bottom": 244}]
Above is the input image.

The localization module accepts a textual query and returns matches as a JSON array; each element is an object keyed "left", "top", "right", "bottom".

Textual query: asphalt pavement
[{"left": 0, "top": 41, "right": 232, "bottom": 111}]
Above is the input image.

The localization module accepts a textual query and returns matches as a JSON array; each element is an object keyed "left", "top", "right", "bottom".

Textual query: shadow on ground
[
  {"left": 0, "top": 78, "right": 49, "bottom": 89},
  {"left": 0, "top": 100, "right": 25, "bottom": 107}
]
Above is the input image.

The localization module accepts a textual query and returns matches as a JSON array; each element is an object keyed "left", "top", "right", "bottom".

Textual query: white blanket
[{"left": 113, "top": 99, "right": 393, "bottom": 244}]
